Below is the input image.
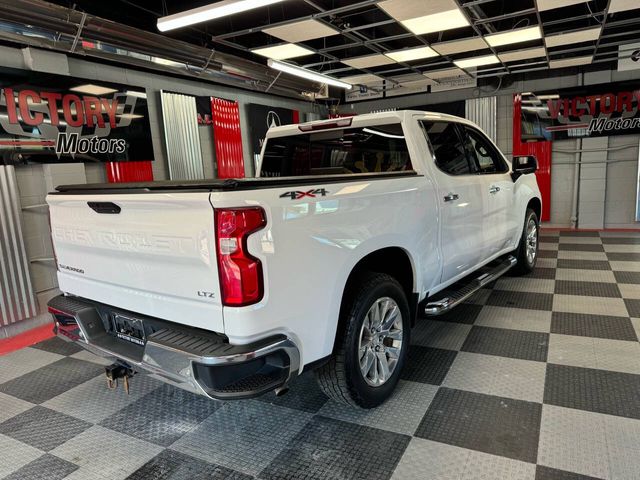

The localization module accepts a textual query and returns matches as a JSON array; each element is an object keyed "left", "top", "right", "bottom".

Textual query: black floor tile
[
  {"left": 539, "top": 235, "right": 559, "bottom": 243},
  {"left": 31, "top": 336, "right": 83, "bottom": 356},
  {"left": 461, "top": 326, "right": 549, "bottom": 362},
  {"left": 606, "top": 252, "right": 640, "bottom": 262},
  {"left": 255, "top": 371, "right": 328, "bottom": 413},
  {"left": 100, "top": 384, "right": 222, "bottom": 446},
  {"left": 261, "top": 416, "right": 410, "bottom": 480},
  {"left": 613, "top": 271, "right": 640, "bottom": 284},
  {"left": 486, "top": 289, "right": 554, "bottom": 311},
  {"left": 538, "top": 249, "right": 558, "bottom": 259},
  {"left": 544, "top": 364, "right": 640, "bottom": 419},
  {"left": 556, "top": 259, "right": 611, "bottom": 271},
  {"left": 551, "top": 312, "right": 638, "bottom": 341},
  {"left": 401, "top": 345, "right": 457, "bottom": 385},
  {"left": 554, "top": 280, "right": 621, "bottom": 298},
  {"left": 558, "top": 243, "right": 604, "bottom": 252},
  {"left": 0, "top": 406, "right": 91, "bottom": 452},
  {"left": 601, "top": 237, "right": 640, "bottom": 245},
  {"left": 415, "top": 388, "right": 542, "bottom": 463},
  {"left": 535, "top": 465, "right": 604, "bottom": 480},
  {"left": 127, "top": 449, "right": 252, "bottom": 480},
  {"left": 0, "top": 357, "right": 103, "bottom": 403},
  {"left": 433, "top": 303, "right": 484, "bottom": 324},
  {"left": 4, "top": 454, "right": 79, "bottom": 480},
  {"left": 624, "top": 298, "right": 640, "bottom": 317},
  {"left": 526, "top": 267, "right": 557, "bottom": 279},
  {"left": 561, "top": 231, "right": 600, "bottom": 237}
]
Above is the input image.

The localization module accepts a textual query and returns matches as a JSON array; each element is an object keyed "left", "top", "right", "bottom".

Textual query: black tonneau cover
[{"left": 52, "top": 171, "right": 418, "bottom": 195}]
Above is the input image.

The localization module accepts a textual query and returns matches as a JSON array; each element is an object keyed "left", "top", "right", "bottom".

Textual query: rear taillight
[{"left": 215, "top": 207, "right": 267, "bottom": 307}]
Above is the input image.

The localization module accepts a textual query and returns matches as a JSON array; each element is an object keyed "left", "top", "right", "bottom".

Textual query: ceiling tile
[
  {"left": 609, "top": 0, "right": 640, "bottom": 13},
  {"left": 340, "top": 74, "right": 383, "bottom": 84},
  {"left": 432, "top": 37, "right": 489, "bottom": 55},
  {"left": 537, "top": 0, "right": 588, "bottom": 11},
  {"left": 263, "top": 19, "right": 340, "bottom": 43},
  {"left": 549, "top": 55, "right": 593, "bottom": 68},
  {"left": 377, "top": 0, "right": 458, "bottom": 21},
  {"left": 499, "top": 46, "right": 547, "bottom": 63},
  {"left": 545, "top": 27, "right": 601, "bottom": 48},
  {"left": 423, "top": 67, "right": 469, "bottom": 80},
  {"left": 342, "top": 54, "right": 396, "bottom": 69},
  {"left": 252, "top": 43, "right": 314, "bottom": 60}
]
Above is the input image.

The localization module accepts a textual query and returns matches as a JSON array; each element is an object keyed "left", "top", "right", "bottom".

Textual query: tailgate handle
[{"left": 88, "top": 202, "right": 121, "bottom": 214}]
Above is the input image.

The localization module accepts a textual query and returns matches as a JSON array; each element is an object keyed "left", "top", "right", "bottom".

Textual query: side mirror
[{"left": 511, "top": 155, "right": 537, "bottom": 181}]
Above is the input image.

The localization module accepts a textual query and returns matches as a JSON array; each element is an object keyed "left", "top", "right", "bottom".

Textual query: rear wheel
[
  {"left": 512, "top": 208, "right": 539, "bottom": 275},
  {"left": 315, "top": 272, "right": 410, "bottom": 408}
]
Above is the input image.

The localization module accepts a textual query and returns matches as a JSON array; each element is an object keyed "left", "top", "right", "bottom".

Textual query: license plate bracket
[{"left": 112, "top": 314, "right": 146, "bottom": 346}]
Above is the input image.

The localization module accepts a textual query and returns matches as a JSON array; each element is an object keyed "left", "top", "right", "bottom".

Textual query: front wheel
[
  {"left": 511, "top": 207, "right": 539, "bottom": 275},
  {"left": 315, "top": 272, "right": 410, "bottom": 408}
]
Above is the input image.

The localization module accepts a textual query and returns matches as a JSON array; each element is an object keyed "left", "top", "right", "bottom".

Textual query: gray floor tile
[
  {"left": 69, "top": 350, "right": 113, "bottom": 366},
  {"left": 558, "top": 243, "right": 604, "bottom": 252},
  {"left": 51, "top": 425, "right": 163, "bottom": 480},
  {"left": 544, "top": 364, "right": 640, "bottom": 419},
  {"left": 624, "top": 298, "right": 640, "bottom": 317},
  {"left": 261, "top": 415, "right": 410, "bottom": 480},
  {"left": 554, "top": 280, "right": 621, "bottom": 298},
  {"left": 0, "top": 433, "right": 43, "bottom": 479},
  {"left": 255, "top": 370, "right": 328, "bottom": 413},
  {"left": 535, "top": 465, "right": 603, "bottom": 480},
  {"left": 415, "top": 388, "right": 542, "bottom": 463},
  {"left": 0, "top": 357, "right": 104, "bottom": 404},
  {"left": 619, "top": 283, "right": 640, "bottom": 299},
  {"left": 0, "top": 392, "right": 34, "bottom": 424},
  {"left": 430, "top": 303, "right": 484, "bottom": 324},
  {"left": 526, "top": 267, "right": 557, "bottom": 279},
  {"left": 4, "top": 453, "right": 78, "bottom": 480},
  {"left": 610, "top": 261, "right": 640, "bottom": 272},
  {"left": 411, "top": 320, "right": 472, "bottom": 351},
  {"left": 487, "top": 290, "right": 554, "bottom": 311},
  {"left": 538, "top": 250, "right": 558, "bottom": 259},
  {"left": 100, "top": 384, "right": 221, "bottom": 447},
  {"left": 554, "top": 269, "right": 616, "bottom": 283},
  {"left": 539, "top": 235, "right": 559, "bottom": 243},
  {"left": 550, "top": 312, "right": 638, "bottom": 341},
  {"left": 552, "top": 294, "right": 629, "bottom": 317},
  {"left": 172, "top": 401, "right": 312, "bottom": 477},
  {"left": 606, "top": 252, "right": 640, "bottom": 262},
  {"left": 461, "top": 326, "right": 549, "bottom": 362},
  {"left": 539, "top": 241, "right": 559, "bottom": 250},
  {"left": 561, "top": 231, "right": 600, "bottom": 237},
  {"left": 494, "top": 277, "right": 555, "bottom": 294},
  {"left": 442, "top": 351, "right": 546, "bottom": 403},
  {"left": 558, "top": 236, "right": 603, "bottom": 244},
  {"left": 126, "top": 449, "right": 252, "bottom": 480},
  {"left": 557, "top": 251, "right": 608, "bottom": 261},
  {"left": 601, "top": 237, "right": 640, "bottom": 245},
  {"left": 401, "top": 345, "right": 457, "bottom": 385},
  {"left": 0, "top": 347, "right": 63, "bottom": 384},
  {"left": 474, "top": 306, "right": 552, "bottom": 333},
  {"left": 0, "top": 406, "right": 91, "bottom": 452},
  {"left": 613, "top": 270, "right": 640, "bottom": 284},
  {"left": 319, "top": 380, "right": 437, "bottom": 436},
  {"left": 31, "top": 337, "right": 83, "bottom": 356},
  {"left": 556, "top": 260, "right": 611, "bottom": 271}
]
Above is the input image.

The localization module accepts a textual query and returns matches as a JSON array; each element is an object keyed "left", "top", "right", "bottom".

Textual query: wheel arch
[{"left": 527, "top": 196, "right": 542, "bottom": 221}]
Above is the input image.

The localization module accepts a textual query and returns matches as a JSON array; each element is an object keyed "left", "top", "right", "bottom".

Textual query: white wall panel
[{"left": 466, "top": 96, "right": 497, "bottom": 142}]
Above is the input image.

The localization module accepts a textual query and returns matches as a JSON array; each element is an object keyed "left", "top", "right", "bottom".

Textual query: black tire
[
  {"left": 315, "top": 272, "right": 410, "bottom": 408},
  {"left": 511, "top": 207, "right": 539, "bottom": 275}
]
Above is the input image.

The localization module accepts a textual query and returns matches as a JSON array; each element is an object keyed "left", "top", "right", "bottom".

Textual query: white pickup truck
[{"left": 47, "top": 110, "right": 541, "bottom": 408}]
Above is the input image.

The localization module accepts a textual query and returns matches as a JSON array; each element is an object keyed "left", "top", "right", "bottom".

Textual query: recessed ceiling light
[
  {"left": 423, "top": 67, "right": 469, "bottom": 80},
  {"left": 267, "top": 59, "right": 352, "bottom": 89},
  {"left": 545, "top": 27, "right": 601, "bottom": 48},
  {"left": 342, "top": 54, "right": 396, "bottom": 69},
  {"left": 454, "top": 54, "right": 500, "bottom": 69},
  {"left": 401, "top": 9, "right": 469, "bottom": 35},
  {"left": 486, "top": 26, "right": 542, "bottom": 47},
  {"left": 157, "top": 0, "right": 286, "bottom": 31},
  {"left": 608, "top": 0, "right": 639, "bottom": 13},
  {"left": 252, "top": 43, "right": 314, "bottom": 60},
  {"left": 549, "top": 55, "right": 593, "bottom": 68},
  {"left": 432, "top": 37, "right": 489, "bottom": 55},
  {"left": 537, "top": 0, "right": 587, "bottom": 11},
  {"left": 264, "top": 19, "right": 340, "bottom": 43},
  {"left": 498, "top": 46, "right": 547, "bottom": 63},
  {"left": 69, "top": 84, "right": 118, "bottom": 96},
  {"left": 385, "top": 46, "right": 439, "bottom": 63}
]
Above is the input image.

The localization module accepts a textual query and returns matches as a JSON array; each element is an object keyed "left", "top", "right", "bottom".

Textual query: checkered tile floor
[{"left": 1, "top": 230, "right": 639, "bottom": 480}]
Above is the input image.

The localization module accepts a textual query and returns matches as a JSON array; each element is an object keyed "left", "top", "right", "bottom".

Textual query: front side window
[
  {"left": 421, "top": 121, "right": 472, "bottom": 175},
  {"left": 260, "top": 123, "right": 411, "bottom": 177},
  {"left": 463, "top": 127, "right": 509, "bottom": 174}
]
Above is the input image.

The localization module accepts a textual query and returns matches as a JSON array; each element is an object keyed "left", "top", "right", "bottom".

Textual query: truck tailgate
[{"left": 47, "top": 192, "right": 224, "bottom": 333}]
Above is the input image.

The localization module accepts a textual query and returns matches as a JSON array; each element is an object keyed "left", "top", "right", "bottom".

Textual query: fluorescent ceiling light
[
  {"left": 125, "top": 90, "right": 147, "bottom": 99},
  {"left": 342, "top": 54, "right": 395, "bottom": 69},
  {"left": 549, "top": 55, "right": 593, "bottom": 68},
  {"left": 401, "top": 9, "right": 469, "bottom": 35},
  {"left": 252, "top": 43, "right": 314, "bottom": 60},
  {"left": 378, "top": 0, "right": 460, "bottom": 21},
  {"left": 264, "top": 19, "right": 339, "bottom": 43},
  {"left": 537, "top": 0, "right": 587, "bottom": 11},
  {"left": 499, "top": 46, "right": 547, "bottom": 63},
  {"left": 432, "top": 37, "right": 488, "bottom": 55},
  {"left": 385, "top": 46, "right": 439, "bottom": 63},
  {"left": 486, "top": 26, "right": 542, "bottom": 47},
  {"left": 268, "top": 59, "right": 352, "bottom": 89},
  {"left": 545, "top": 27, "right": 601, "bottom": 48},
  {"left": 70, "top": 84, "right": 118, "bottom": 96},
  {"left": 609, "top": 0, "right": 638, "bottom": 13},
  {"left": 454, "top": 54, "right": 500, "bottom": 69},
  {"left": 117, "top": 113, "right": 144, "bottom": 119},
  {"left": 158, "top": 0, "right": 286, "bottom": 32},
  {"left": 423, "top": 67, "right": 469, "bottom": 80}
]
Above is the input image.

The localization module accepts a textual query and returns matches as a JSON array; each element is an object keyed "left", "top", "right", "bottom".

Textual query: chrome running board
[{"left": 424, "top": 255, "right": 517, "bottom": 316}]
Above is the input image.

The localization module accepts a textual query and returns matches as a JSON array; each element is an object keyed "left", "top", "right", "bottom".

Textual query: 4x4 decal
[{"left": 280, "top": 188, "right": 329, "bottom": 200}]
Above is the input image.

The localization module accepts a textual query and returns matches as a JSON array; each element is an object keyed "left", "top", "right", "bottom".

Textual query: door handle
[
  {"left": 444, "top": 193, "right": 459, "bottom": 202},
  {"left": 489, "top": 186, "right": 501, "bottom": 194}
]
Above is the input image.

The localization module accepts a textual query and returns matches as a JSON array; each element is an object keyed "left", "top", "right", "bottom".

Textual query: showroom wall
[{"left": 347, "top": 68, "right": 640, "bottom": 230}]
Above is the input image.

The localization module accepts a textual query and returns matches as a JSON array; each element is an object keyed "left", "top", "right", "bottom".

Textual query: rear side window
[
  {"left": 260, "top": 124, "right": 411, "bottom": 177},
  {"left": 420, "top": 121, "right": 472, "bottom": 175},
  {"left": 463, "top": 126, "right": 509, "bottom": 174}
]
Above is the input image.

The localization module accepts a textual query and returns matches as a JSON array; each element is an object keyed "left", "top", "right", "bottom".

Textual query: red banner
[
  {"left": 211, "top": 97, "right": 245, "bottom": 179},
  {"left": 106, "top": 161, "right": 153, "bottom": 183}
]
